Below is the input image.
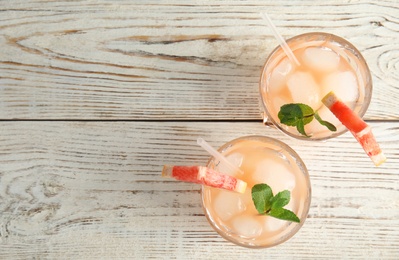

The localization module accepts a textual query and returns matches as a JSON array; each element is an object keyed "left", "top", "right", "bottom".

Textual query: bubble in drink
[
  {"left": 213, "top": 190, "right": 247, "bottom": 221},
  {"left": 302, "top": 47, "right": 340, "bottom": 72},
  {"left": 287, "top": 71, "right": 322, "bottom": 110},
  {"left": 322, "top": 71, "right": 359, "bottom": 105},
  {"left": 231, "top": 214, "right": 263, "bottom": 238}
]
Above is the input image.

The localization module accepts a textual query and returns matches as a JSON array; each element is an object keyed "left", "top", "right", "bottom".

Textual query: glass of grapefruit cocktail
[
  {"left": 201, "top": 136, "right": 311, "bottom": 248},
  {"left": 259, "top": 32, "right": 372, "bottom": 140}
]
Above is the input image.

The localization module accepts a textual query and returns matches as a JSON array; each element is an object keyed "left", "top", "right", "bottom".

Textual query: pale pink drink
[
  {"left": 202, "top": 136, "right": 311, "bottom": 248},
  {"left": 260, "top": 33, "right": 372, "bottom": 140}
]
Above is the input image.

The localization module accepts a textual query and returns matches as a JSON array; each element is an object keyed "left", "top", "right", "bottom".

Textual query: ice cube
[
  {"left": 213, "top": 190, "right": 246, "bottom": 221},
  {"left": 232, "top": 214, "right": 262, "bottom": 238},
  {"left": 240, "top": 188, "right": 253, "bottom": 205},
  {"left": 302, "top": 47, "right": 340, "bottom": 73},
  {"left": 252, "top": 158, "right": 296, "bottom": 193},
  {"left": 287, "top": 71, "right": 322, "bottom": 110},
  {"left": 321, "top": 71, "right": 359, "bottom": 104},
  {"left": 268, "top": 57, "right": 293, "bottom": 94},
  {"left": 263, "top": 215, "right": 288, "bottom": 232},
  {"left": 216, "top": 152, "right": 244, "bottom": 177}
]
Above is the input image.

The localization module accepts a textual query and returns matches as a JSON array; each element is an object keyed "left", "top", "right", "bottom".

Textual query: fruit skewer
[
  {"left": 322, "top": 91, "right": 386, "bottom": 166},
  {"left": 162, "top": 165, "right": 247, "bottom": 193}
]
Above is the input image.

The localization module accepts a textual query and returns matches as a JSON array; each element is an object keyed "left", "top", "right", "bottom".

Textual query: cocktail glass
[
  {"left": 259, "top": 32, "right": 372, "bottom": 140},
  {"left": 201, "top": 136, "right": 311, "bottom": 248}
]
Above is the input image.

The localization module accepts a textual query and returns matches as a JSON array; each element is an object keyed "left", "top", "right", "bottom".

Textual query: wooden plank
[
  {"left": 0, "top": 0, "right": 398, "bottom": 120},
  {"left": 1, "top": 121, "right": 398, "bottom": 258}
]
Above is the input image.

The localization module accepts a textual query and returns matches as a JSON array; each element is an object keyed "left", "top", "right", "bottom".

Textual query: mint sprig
[
  {"left": 278, "top": 103, "right": 337, "bottom": 137},
  {"left": 251, "top": 183, "right": 300, "bottom": 223}
]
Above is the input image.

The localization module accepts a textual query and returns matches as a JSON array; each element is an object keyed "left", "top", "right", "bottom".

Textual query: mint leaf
[
  {"left": 270, "top": 190, "right": 290, "bottom": 209},
  {"left": 268, "top": 208, "right": 300, "bottom": 223},
  {"left": 296, "top": 119, "right": 308, "bottom": 137},
  {"left": 278, "top": 104, "right": 310, "bottom": 126},
  {"left": 251, "top": 184, "right": 273, "bottom": 214},
  {"left": 278, "top": 104, "right": 301, "bottom": 126},
  {"left": 252, "top": 184, "right": 300, "bottom": 223},
  {"left": 278, "top": 103, "right": 337, "bottom": 137},
  {"left": 278, "top": 103, "right": 314, "bottom": 137},
  {"left": 314, "top": 112, "right": 337, "bottom": 132},
  {"left": 298, "top": 104, "right": 314, "bottom": 125}
]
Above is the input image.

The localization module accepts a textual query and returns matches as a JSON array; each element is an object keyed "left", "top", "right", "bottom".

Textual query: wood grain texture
[
  {"left": 0, "top": 0, "right": 398, "bottom": 120},
  {"left": 1, "top": 121, "right": 398, "bottom": 259},
  {"left": 1, "top": 1, "right": 398, "bottom": 259}
]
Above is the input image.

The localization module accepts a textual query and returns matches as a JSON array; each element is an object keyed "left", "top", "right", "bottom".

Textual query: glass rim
[
  {"left": 259, "top": 32, "right": 373, "bottom": 141},
  {"left": 201, "top": 135, "right": 311, "bottom": 248}
]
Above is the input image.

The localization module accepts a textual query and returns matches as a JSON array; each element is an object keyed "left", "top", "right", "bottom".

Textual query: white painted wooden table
[{"left": 1, "top": 1, "right": 398, "bottom": 259}]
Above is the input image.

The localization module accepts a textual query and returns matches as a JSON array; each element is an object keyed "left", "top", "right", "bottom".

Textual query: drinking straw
[
  {"left": 197, "top": 137, "right": 244, "bottom": 175},
  {"left": 260, "top": 12, "right": 300, "bottom": 66}
]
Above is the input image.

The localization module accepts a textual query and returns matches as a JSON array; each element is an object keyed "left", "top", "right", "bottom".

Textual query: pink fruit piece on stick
[
  {"left": 322, "top": 91, "right": 386, "bottom": 166},
  {"left": 162, "top": 165, "right": 247, "bottom": 193}
]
